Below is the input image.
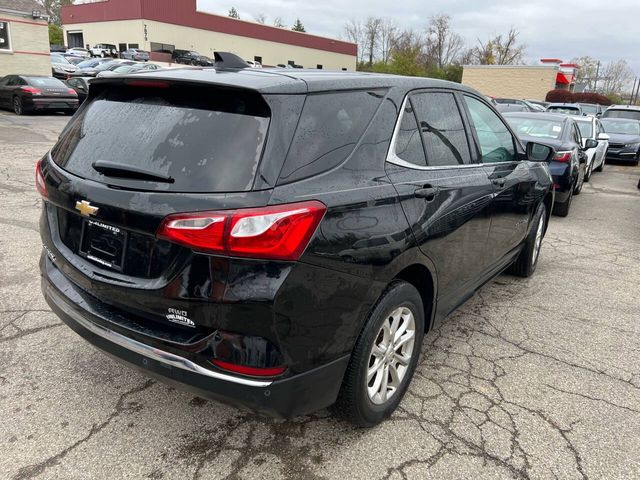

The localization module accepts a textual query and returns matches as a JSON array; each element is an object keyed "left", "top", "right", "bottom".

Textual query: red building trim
[
  {"left": 13, "top": 50, "right": 50, "bottom": 56},
  {"left": 0, "top": 17, "right": 48, "bottom": 27},
  {"left": 61, "top": 0, "right": 357, "bottom": 56}
]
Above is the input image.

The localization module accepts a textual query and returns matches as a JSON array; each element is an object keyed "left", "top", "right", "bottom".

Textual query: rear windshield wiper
[{"left": 92, "top": 160, "right": 175, "bottom": 183}]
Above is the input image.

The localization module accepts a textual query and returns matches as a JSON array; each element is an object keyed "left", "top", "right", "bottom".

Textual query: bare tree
[
  {"left": 254, "top": 13, "right": 266, "bottom": 24},
  {"left": 378, "top": 19, "right": 398, "bottom": 64},
  {"left": 273, "top": 17, "right": 286, "bottom": 28},
  {"left": 600, "top": 59, "right": 634, "bottom": 95},
  {"left": 425, "top": 14, "right": 463, "bottom": 69},
  {"left": 36, "top": 0, "right": 74, "bottom": 25},
  {"left": 364, "top": 17, "right": 383, "bottom": 66},
  {"left": 571, "top": 56, "right": 600, "bottom": 91},
  {"left": 344, "top": 19, "right": 367, "bottom": 64},
  {"left": 493, "top": 28, "right": 525, "bottom": 65},
  {"left": 471, "top": 28, "right": 524, "bottom": 65},
  {"left": 228, "top": 7, "right": 240, "bottom": 19}
]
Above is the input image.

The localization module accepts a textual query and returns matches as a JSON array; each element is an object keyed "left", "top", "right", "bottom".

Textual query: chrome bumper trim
[{"left": 46, "top": 284, "right": 272, "bottom": 388}]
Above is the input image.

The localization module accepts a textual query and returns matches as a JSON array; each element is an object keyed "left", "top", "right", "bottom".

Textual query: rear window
[
  {"left": 27, "top": 77, "right": 66, "bottom": 88},
  {"left": 51, "top": 83, "right": 270, "bottom": 193},
  {"left": 505, "top": 117, "right": 564, "bottom": 139},
  {"left": 603, "top": 109, "right": 640, "bottom": 121},
  {"left": 277, "top": 89, "right": 385, "bottom": 184},
  {"left": 547, "top": 106, "right": 579, "bottom": 114},
  {"left": 576, "top": 121, "right": 593, "bottom": 139}
]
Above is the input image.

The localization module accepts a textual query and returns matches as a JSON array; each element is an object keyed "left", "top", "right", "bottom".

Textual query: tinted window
[
  {"left": 278, "top": 89, "right": 385, "bottom": 183},
  {"left": 51, "top": 85, "right": 270, "bottom": 193},
  {"left": 601, "top": 120, "right": 640, "bottom": 135},
  {"left": 0, "top": 21, "right": 10, "bottom": 51},
  {"left": 548, "top": 106, "right": 580, "bottom": 114},
  {"left": 505, "top": 116, "right": 564, "bottom": 140},
  {"left": 602, "top": 109, "right": 640, "bottom": 121},
  {"left": 577, "top": 121, "right": 593, "bottom": 139},
  {"left": 394, "top": 102, "right": 426, "bottom": 166},
  {"left": 464, "top": 96, "right": 517, "bottom": 163},
  {"left": 26, "top": 77, "right": 65, "bottom": 88},
  {"left": 581, "top": 104, "right": 598, "bottom": 115},
  {"left": 411, "top": 92, "right": 471, "bottom": 166}
]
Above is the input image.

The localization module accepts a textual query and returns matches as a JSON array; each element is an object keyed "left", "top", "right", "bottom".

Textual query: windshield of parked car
[
  {"left": 505, "top": 117, "right": 564, "bottom": 139},
  {"left": 580, "top": 104, "right": 598, "bottom": 115},
  {"left": 50, "top": 54, "right": 70, "bottom": 64},
  {"left": 601, "top": 119, "right": 640, "bottom": 135},
  {"left": 576, "top": 121, "right": 593, "bottom": 139},
  {"left": 111, "top": 65, "right": 136, "bottom": 73},
  {"left": 76, "top": 59, "right": 100, "bottom": 68},
  {"left": 547, "top": 106, "right": 579, "bottom": 114},
  {"left": 95, "top": 61, "right": 121, "bottom": 71},
  {"left": 603, "top": 109, "right": 640, "bottom": 120}
]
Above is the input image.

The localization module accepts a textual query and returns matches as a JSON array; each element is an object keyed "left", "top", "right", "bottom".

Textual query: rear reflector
[
  {"left": 553, "top": 151, "right": 572, "bottom": 162},
  {"left": 211, "top": 359, "right": 286, "bottom": 377},
  {"left": 36, "top": 159, "right": 47, "bottom": 198},
  {"left": 157, "top": 201, "right": 326, "bottom": 261}
]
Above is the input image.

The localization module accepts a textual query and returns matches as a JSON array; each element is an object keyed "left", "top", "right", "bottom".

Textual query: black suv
[
  {"left": 38, "top": 69, "right": 554, "bottom": 426},
  {"left": 172, "top": 49, "right": 213, "bottom": 66}
]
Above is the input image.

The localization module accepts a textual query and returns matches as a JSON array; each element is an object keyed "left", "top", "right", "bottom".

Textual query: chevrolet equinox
[{"left": 39, "top": 68, "right": 554, "bottom": 426}]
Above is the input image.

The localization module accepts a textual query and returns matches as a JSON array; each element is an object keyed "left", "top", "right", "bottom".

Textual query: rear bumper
[
  {"left": 41, "top": 259, "right": 349, "bottom": 418},
  {"left": 25, "top": 97, "right": 78, "bottom": 111}
]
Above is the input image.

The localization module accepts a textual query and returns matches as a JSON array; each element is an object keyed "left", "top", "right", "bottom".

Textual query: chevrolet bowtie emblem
[{"left": 75, "top": 200, "right": 99, "bottom": 217}]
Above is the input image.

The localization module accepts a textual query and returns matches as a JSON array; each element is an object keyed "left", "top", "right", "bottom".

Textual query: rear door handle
[
  {"left": 414, "top": 186, "right": 440, "bottom": 200},
  {"left": 492, "top": 178, "right": 506, "bottom": 187}
]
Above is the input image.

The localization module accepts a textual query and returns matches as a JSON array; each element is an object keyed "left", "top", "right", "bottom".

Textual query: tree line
[
  {"left": 343, "top": 14, "right": 526, "bottom": 82},
  {"left": 570, "top": 56, "right": 635, "bottom": 100}
]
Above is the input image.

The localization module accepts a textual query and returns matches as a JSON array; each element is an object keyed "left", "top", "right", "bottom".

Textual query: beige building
[
  {"left": 462, "top": 65, "right": 559, "bottom": 101},
  {"left": 61, "top": 0, "right": 357, "bottom": 71},
  {"left": 0, "top": 0, "right": 50, "bottom": 77}
]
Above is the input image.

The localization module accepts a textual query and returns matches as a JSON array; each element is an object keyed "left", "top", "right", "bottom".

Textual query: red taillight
[
  {"left": 36, "top": 159, "right": 47, "bottom": 198},
  {"left": 211, "top": 359, "right": 286, "bottom": 377},
  {"left": 67, "top": 88, "right": 77, "bottom": 96},
  {"left": 157, "top": 201, "right": 326, "bottom": 261},
  {"left": 553, "top": 151, "right": 572, "bottom": 162},
  {"left": 21, "top": 86, "right": 42, "bottom": 95},
  {"left": 553, "top": 183, "right": 561, "bottom": 189}
]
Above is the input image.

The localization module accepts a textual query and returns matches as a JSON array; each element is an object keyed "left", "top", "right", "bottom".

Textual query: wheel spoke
[
  {"left": 379, "top": 364, "right": 389, "bottom": 402},
  {"left": 367, "top": 358, "right": 384, "bottom": 382},
  {"left": 388, "top": 364, "right": 401, "bottom": 388},
  {"left": 371, "top": 343, "right": 386, "bottom": 357},
  {"left": 394, "top": 330, "right": 415, "bottom": 352},
  {"left": 394, "top": 351, "right": 411, "bottom": 366},
  {"left": 389, "top": 310, "right": 401, "bottom": 338}
]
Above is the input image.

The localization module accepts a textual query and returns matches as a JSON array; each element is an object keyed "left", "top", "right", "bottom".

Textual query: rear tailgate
[{"left": 41, "top": 77, "right": 303, "bottom": 330}]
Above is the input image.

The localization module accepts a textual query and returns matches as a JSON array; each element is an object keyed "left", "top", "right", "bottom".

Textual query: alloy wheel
[
  {"left": 13, "top": 97, "right": 22, "bottom": 115},
  {"left": 367, "top": 306, "right": 416, "bottom": 405},
  {"left": 532, "top": 213, "right": 545, "bottom": 266}
]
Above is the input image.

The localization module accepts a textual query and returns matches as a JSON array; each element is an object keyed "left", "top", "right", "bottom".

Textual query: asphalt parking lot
[{"left": 1, "top": 111, "right": 639, "bottom": 480}]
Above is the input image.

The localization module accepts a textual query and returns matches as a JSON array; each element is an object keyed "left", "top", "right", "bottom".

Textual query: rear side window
[
  {"left": 51, "top": 84, "right": 270, "bottom": 193},
  {"left": 394, "top": 102, "right": 426, "bottom": 166},
  {"left": 411, "top": 92, "right": 471, "bottom": 166},
  {"left": 277, "top": 89, "right": 385, "bottom": 183}
]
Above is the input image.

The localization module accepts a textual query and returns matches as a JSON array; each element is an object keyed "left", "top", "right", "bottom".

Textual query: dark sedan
[
  {"left": 504, "top": 112, "right": 595, "bottom": 217},
  {"left": 0, "top": 75, "right": 78, "bottom": 115},
  {"left": 600, "top": 118, "right": 640, "bottom": 166}
]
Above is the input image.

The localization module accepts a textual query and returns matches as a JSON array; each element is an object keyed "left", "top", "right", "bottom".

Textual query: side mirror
[
  {"left": 526, "top": 142, "right": 555, "bottom": 162},
  {"left": 584, "top": 138, "right": 598, "bottom": 149},
  {"left": 597, "top": 133, "right": 610, "bottom": 141}
]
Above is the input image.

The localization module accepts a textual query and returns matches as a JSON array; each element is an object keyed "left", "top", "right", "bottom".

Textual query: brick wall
[
  {"left": 462, "top": 66, "right": 558, "bottom": 101},
  {"left": 0, "top": 12, "right": 50, "bottom": 77}
]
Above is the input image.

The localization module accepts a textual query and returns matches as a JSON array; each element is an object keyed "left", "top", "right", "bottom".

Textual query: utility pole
[
  {"left": 593, "top": 61, "right": 600, "bottom": 92},
  {"left": 629, "top": 78, "right": 637, "bottom": 105},
  {"left": 633, "top": 80, "right": 640, "bottom": 105}
]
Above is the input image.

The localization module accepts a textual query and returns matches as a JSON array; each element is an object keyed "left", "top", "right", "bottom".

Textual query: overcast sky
[{"left": 198, "top": 0, "right": 640, "bottom": 75}]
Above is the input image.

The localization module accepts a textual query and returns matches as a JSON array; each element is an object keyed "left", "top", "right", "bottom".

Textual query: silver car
[
  {"left": 120, "top": 49, "right": 150, "bottom": 61},
  {"left": 50, "top": 54, "right": 78, "bottom": 79}
]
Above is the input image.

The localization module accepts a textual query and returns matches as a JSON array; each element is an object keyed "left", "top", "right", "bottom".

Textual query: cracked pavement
[{"left": 1, "top": 111, "right": 639, "bottom": 479}]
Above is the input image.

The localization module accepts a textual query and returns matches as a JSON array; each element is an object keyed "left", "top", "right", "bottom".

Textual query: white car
[
  {"left": 573, "top": 115, "right": 609, "bottom": 180},
  {"left": 66, "top": 47, "right": 91, "bottom": 58},
  {"left": 245, "top": 60, "right": 262, "bottom": 68}
]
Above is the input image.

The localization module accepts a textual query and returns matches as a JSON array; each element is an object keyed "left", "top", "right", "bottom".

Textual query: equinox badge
[{"left": 75, "top": 200, "right": 99, "bottom": 217}]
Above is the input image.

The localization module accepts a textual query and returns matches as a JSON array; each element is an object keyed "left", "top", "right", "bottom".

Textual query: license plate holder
[{"left": 79, "top": 219, "right": 127, "bottom": 271}]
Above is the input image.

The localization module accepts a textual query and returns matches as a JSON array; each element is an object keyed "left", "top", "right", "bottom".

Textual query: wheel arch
[{"left": 392, "top": 263, "right": 436, "bottom": 333}]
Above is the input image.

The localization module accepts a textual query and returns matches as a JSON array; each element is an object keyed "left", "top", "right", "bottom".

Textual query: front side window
[
  {"left": 411, "top": 92, "right": 471, "bottom": 166},
  {"left": 577, "top": 121, "right": 593, "bottom": 139},
  {"left": 464, "top": 95, "right": 517, "bottom": 163},
  {"left": 0, "top": 21, "right": 10, "bottom": 51}
]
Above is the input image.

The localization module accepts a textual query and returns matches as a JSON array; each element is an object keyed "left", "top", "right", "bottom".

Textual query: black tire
[
  {"left": 13, "top": 96, "right": 23, "bottom": 116},
  {"left": 507, "top": 203, "right": 546, "bottom": 278},
  {"left": 100, "top": 51, "right": 105, "bottom": 58},
  {"left": 574, "top": 170, "right": 584, "bottom": 195},
  {"left": 333, "top": 281, "right": 425, "bottom": 427},
  {"left": 584, "top": 163, "right": 592, "bottom": 182},
  {"left": 553, "top": 187, "right": 573, "bottom": 217}
]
